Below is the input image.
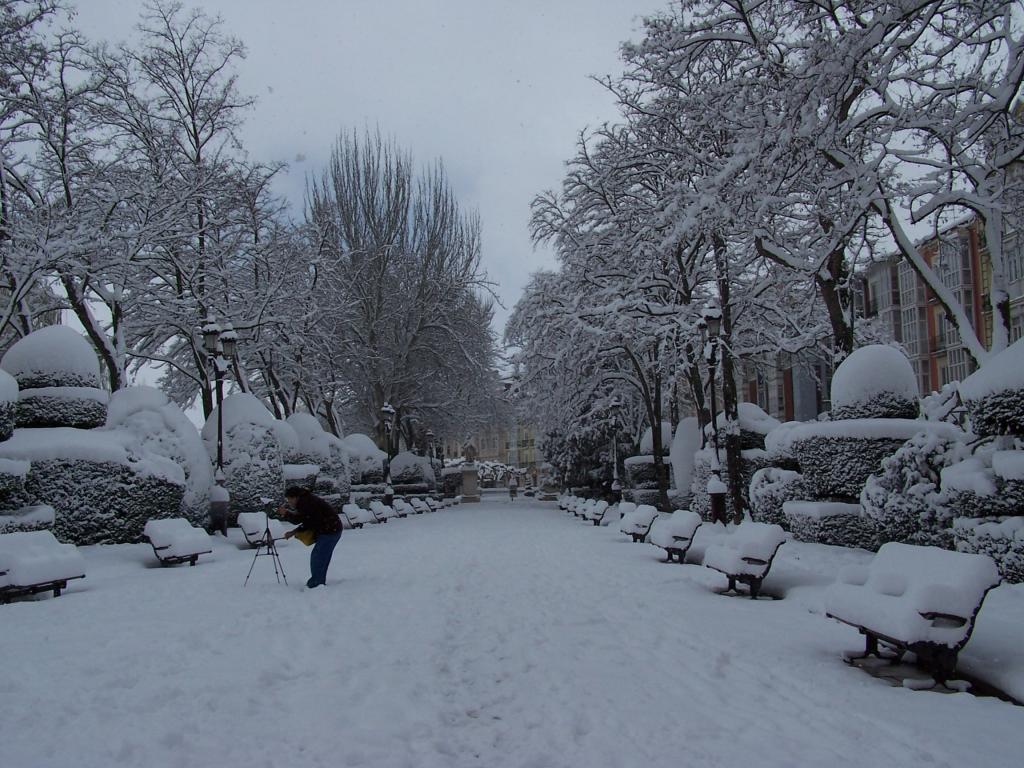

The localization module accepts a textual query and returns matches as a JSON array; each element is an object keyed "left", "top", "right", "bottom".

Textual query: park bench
[
  {"left": 411, "top": 498, "right": 431, "bottom": 514},
  {"left": 574, "top": 499, "right": 595, "bottom": 519},
  {"left": 0, "top": 530, "right": 86, "bottom": 603},
  {"left": 564, "top": 496, "right": 580, "bottom": 514},
  {"left": 703, "top": 522, "right": 786, "bottom": 598},
  {"left": 342, "top": 503, "right": 374, "bottom": 527},
  {"left": 426, "top": 498, "right": 442, "bottom": 511},
  {"left": 648, "top": 510, "right": 703, "bottom": 563},
  {"left": 393, "top": 499, "right": 413, "bottom": 517},
  {"left": 369, "top": 500, "right": 394, "bottom": 523},
  {"left": 583, "top": 500, "right": 609, "bottom": 525},
  {"left": 620, "top": 504, "right": 660, "bottom": 543},
  {"left": 143, "top": 518, "right": 213, "bottom": 567},
  {"left": 237, "top": 512, "right": 291, "bottom": 547},
  {"left": 824, "top": 542, "right": 1001, "bottom": 684}
]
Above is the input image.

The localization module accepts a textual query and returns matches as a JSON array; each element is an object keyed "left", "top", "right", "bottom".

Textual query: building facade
[{"left": 742, "top": 215, "right": 1024, "bottom": 420}]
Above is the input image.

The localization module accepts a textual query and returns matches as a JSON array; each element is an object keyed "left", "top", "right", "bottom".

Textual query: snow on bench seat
[
  {"left": 620, "top": 504, "right": 659, "bottom": 543},
  {"left": 648, "top": 510, "right": 703, "bottom": 562},
  {"left": 143, "top": 518, "right": 212, "bottom": 566},
  {"left": 0, "top": 530, "right": 86, "bottom": 600},
  {"left": 703, "top": 522, "right": 786, "bottom": 598},
  {"left": 236, "top": 512, "right": 291, "bottom": 546},
  {"left": 825, "top": 542, "right": 1000, "bottom": 681},
  {"left": 393, "top": 499, "right": 414, "bottom": 517},
  {"left": 343, "top": 504, "right": 375, "bottom": 527},
  {"left": 369, "top": 500, "right": 395, "bottom": 522},
  {"left": 410, "top": 498, "right": 431, "bottom": 513}
]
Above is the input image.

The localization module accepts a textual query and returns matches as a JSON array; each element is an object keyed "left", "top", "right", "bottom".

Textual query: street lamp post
[
  {"left": 381, "top": 402, "right": 396, "bottom": 505},
  {"left": 201, "top": 315, "right": 239, "bottom": 535},
  {"left": 702, "top": 299, "right": 727, "bottom": 525}
]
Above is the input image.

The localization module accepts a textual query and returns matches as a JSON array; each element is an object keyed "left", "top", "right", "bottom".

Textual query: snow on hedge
[
  {"left": 749, "top": 467, "right": 807, "bottom": 527},
  {"left": 954, "top": 516, "right": 1024, "bottom": 583},
  {"left": 106, "top": 387, "right": 213, "bottom": 524},
  {"left": 390, "top": 451, "right": 435, "bottom": 486},
  {"left": 0, "top": 325, "right": 102, "bottom": 388},
  {"left": 343, "top": 433, "right": 386, "bottom": 484},
  {"left": 287, "top": 412, "right": 332, "bottom": 461},
  {"left": 0, "top": 368, "right": 18, "bottom": 403},
  {"left": 271, "top": 419, "right": 300, "bottom": 463},
  {"left": 830, "top": 344, "right": 919, "bottom": 419},
  {"left": 783, "top": 500, "right": 877, "bottom": 550},
  {"left": 958, "top": 338, "right": 1024, "bottom": 437}
]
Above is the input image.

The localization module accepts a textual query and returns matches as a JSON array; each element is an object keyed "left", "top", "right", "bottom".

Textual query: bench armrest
[{"left": 741, "top": 556, "right": 767, "bottom": 566}]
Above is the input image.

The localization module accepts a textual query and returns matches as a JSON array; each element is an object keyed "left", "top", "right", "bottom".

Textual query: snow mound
[
  {"left": 831, "top": 345, "right": 918, "bottom": 418},
  {"left": 1, "top": 325, "right": 101, "bottom": 389},
  {"left": 390, "top": 451, "right": 436, "bottom": 484},
  {"left": 342, "top": 433, "right": 386, "bottom": 461},
  {"left": 270, "top": 419, "right": 300, "bottom": 460}
]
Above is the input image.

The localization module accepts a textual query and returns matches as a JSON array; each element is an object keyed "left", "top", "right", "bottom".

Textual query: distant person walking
[
  {"left": 509, "top": 474, "right": 518, "bottom": 501},
  {"left": 278, "top": 487, "right": 342, "bottom": 589}
]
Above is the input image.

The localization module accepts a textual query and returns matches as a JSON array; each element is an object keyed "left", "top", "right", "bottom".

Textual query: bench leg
[
  {"left": 189, "top": 556, "right": 197, "bottom": 566},
  {"left": 749, "top": 578, "right": 762, "bottom": 600},
  {"left": 727, "top": 576, "right": 737, "bottom": 594},
  {"left": 53, "top": 581, "right": 64, "bottom": 598}
]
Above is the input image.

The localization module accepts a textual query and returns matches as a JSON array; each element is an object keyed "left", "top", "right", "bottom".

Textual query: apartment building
[{"left": 743, "top": 215, "right": 1024, "bottom": 419}]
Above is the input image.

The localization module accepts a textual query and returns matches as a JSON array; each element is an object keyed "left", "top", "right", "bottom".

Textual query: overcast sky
[{"left": 71, "top": 0, "right": 668, "bottom": 336}]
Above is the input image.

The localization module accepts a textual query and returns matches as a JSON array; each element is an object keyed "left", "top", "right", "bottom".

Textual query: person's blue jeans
[{"left": 307, "top": 531, "right": 341, "bottom": 588}]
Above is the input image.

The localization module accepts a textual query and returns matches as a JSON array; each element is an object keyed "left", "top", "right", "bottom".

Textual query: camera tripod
[{"left": 244, "top": 513, "right": 288, "bottom": 587}]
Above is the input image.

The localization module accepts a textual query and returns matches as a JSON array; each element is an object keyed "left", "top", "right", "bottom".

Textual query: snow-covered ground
[{"left": 3, "top": 498, "right": 1022, "bottom": 768}]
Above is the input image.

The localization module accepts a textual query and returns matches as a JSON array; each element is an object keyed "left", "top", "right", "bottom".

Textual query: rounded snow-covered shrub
[
  {"left": 958, "top": 337, "right": 1024, "bottom": 437},
  {"left": 285, "top": 413, "right": 351, "bottom": 497},
  {"left": 639, "top": 422, "right": 673, "bottom": 455},
  {"left": 624, "top": 455, "right": 658, "bottom": 490},
  {"left": 940, "top": 441, "right": 1024, "bottom": 522},
  {"left": 749, "top": 467, "right": 808, "bottom": 528},
  {"left": 440, "top": 465, "right": 462, "bottom": 496},
  {"left": 0, "top": 427, "right": 185, "bottom": 544},
  {"left": 286, "top": 413, "right": 330, "bottom": 465},
  {"left": 0, "top": 369, "right": 18, "bottom": 441},
  {"left": 688, "top": 447, "right": 771, "bottom": 521},
  {"left": 626, "top": 488, "right": 662, "bottom": 507},
  {"left": 830, "top": 344, "right": 919, "bottom": 420},
  {"left": 783, "top": 501, "right": 879, "bottom": 550},
  {"left": 342, "top": 432, "right": 386, "bottom": 485},
  {"left": 779, "top": 420, "right": 960, "bottom": 499},
  {"left": 860, "top": 430, "right": 966, "bottom": 548},
  {"left": 708, "top": 403, "right": 781, "bottom": 451},
  {"left": 202, "top": 393, "right": 283, "bottom": 523},
  {"left": 953, "top": 516, "right": 1024, "bottom": 583},
  {"left": 3, "top": 327, "right": 108, "bottom": 429},
  {"left": 1, "top": 325, "right": 102, "bottom": 389},
  {"left": 107, "top": 386, "right": 213, "bottom": 526},
  {"left": 389, "top": 451, "right": 436, "bottom": 494},
  {"left": 271, "top": 419, "right": 301, "bottom": 464}
]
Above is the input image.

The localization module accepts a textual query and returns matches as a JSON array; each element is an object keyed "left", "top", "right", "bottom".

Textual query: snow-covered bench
[
  {"left": 0, "top": 530, "right": 86, "bottom": 603},
  {"left": 825, "top": 542, "right": 1001, "bottom": 684},
  {"left": 426, "top": 497, "right": 441, "bottom": 511},
  {"left": 649, "top": 510, "right": 703, "bottom": 563},
  {"left": 369, "top": 500, "right": 394, "bottom": 523},
  {"left": 563, "top": 496, "right": 580, "bottom": 514},
  {"left": 411, "top": 498, "right": 431, "bottom": 514},
  {"left": 703, "top": 522, "right": 786, "bottom": 598},
  {"left": 583, "top": 500, "right": 609, "bottom": 526},
  {"left": 393, "top": 499, "right": 414, "bottom": 518},
  {"left": 343, "top": 503, "right": 375, "bottom": 527},
  {"left": 574, "top": 499, "right": 595, "bottom": 519},
  {"left": 620, "top": 504, "right": 660, "bottom": 543},
  {"left": 143, "top": 518, "right": 212, "bottom": 567},
  {"left": 237, "top": 512, "right": 291, "bottom": 547}
]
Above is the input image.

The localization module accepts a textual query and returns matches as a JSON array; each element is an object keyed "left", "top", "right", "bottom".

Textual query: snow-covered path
[{"left": 3, "top": 498, "right": 1022, "bottom": 767}]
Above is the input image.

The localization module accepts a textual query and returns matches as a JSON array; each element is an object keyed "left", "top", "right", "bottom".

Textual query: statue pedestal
[{"left": 461, "top": 465, "right": 481, "bottom": 503}]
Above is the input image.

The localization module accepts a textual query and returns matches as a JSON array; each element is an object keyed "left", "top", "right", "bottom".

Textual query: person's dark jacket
[{"left": 284, "top": 492, "right": 342, "bottom": 536}]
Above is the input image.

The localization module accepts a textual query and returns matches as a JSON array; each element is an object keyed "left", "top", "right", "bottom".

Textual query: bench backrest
[
  {"left": 633, "top": 504, "right": 659, "bottom": 526},
  {"left": 618, "top": 502, "right": 637, "bottom": 517},
  {"left": 867, "top": 542, "right": 1000, "bottom": 620},
  {"left": 143, "top": 518, "right": 195, "bottom": 547}
]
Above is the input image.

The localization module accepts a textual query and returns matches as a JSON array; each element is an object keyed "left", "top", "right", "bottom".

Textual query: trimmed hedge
[
  {"left": 963, "top": 389, "right": 1024, "bottom": 438},
  {"left": 16, "top": 390, "right": 107, "bottom": 429},
  {"left": 749, "top": 468, "right": 808, "bottom": 528},
  {"left": 953, "top": 516, "right": 1024, "bottom": 583},
  {"left": 784, "top": 500, "right": 879, "bottom": 550},
  {"left": 792, "top": 435, "right": 906, "bottom": 498}
]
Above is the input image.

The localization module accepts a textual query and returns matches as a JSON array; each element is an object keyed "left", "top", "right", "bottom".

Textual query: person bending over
[{"left": 278, "top": 486, "right": 342, "bottom": 588}]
